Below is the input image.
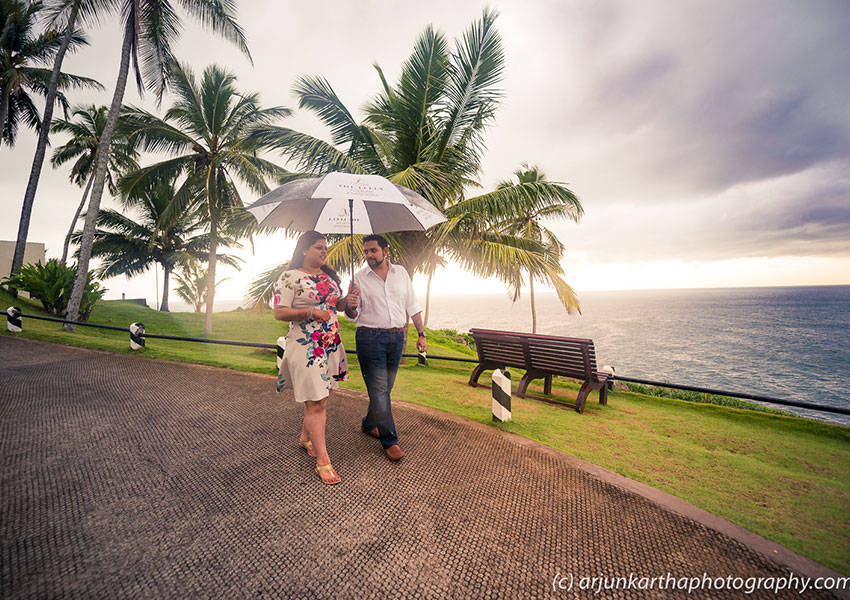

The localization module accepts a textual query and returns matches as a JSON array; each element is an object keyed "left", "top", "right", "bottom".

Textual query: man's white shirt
[{"left": 352, "top": 262, "right": 422, "bottom": 329}]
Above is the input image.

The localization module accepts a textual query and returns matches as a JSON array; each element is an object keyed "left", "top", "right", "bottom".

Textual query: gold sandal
[
  {"left": 298, "top": 439, "right": 315, "bottom": 456},
  {"left": 316, "top": 462, "right": 340, "bottom": 485}
]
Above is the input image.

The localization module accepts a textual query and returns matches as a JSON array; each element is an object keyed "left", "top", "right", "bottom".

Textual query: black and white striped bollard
[
  {"left": 491, "top": 368, "right": 512, "bottom": 422},
  {"left": 129, "top": 322, "right": 145, "bottom": 350},
  {"left": 276, "top": 336, "right": 286, "bottom": 370},
  {"left": 6, "top": 307, "right": 22, "bottom": 332}
]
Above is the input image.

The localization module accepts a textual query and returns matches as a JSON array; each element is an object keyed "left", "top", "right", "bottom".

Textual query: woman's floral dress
[{"left": 274, "top": 270, "right": 349, "bottom": 401}]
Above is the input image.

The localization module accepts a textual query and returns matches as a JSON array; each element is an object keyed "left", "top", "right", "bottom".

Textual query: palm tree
[
  {"left": 73, "top": 177, "right": 241, "bottom": 311},
  {"left": 6, "top": 0, "right": 103, "bottom": 292},
  {"left": 117, "top": 61, "right": 291, "bottom": 332},
  {"left": 495, "top": 163, "right": 583, "bottom": 332},
  {"left": 63, "top": 0, "right": 250, "bottom": 330},
  {"left": 0, "top": 0, "right": 94, "bottom": 144},
  {"left": 247, "top": 9, "right": 580, "bottom": 317},
  {"left": 173, "top": 265, "right": 228, "bottom": 313},
  {"left": 51, "top": 104, "right": 138, "bottom": 264}
]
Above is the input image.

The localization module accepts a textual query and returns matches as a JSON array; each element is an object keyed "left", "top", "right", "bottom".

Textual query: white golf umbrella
[
  {"left": 246, "top": 172, "right": 448, "bottom": 276},
  {"left": 246, "top": 172, "right": 446, "bottom": 233}
]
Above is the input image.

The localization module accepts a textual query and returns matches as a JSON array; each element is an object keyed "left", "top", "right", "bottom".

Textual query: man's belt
[{"left": 356, "top": 326, "right": 405, "bottom": 333}]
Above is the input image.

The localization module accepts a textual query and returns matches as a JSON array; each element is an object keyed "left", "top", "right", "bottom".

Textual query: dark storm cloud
[
  {"left": 578, "top": 0, "right": 850, "bottom": 194},
  {"left": 512, "top": 0, "right": 850, "bottom": 265}
]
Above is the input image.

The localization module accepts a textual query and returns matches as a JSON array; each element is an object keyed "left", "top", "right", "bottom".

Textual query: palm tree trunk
[
  {"left": 204, "top": 237, "right": 218, "bottom": 334},
  {"left": 160, "top": 264, "right": 171, "bottom": 312},
  {"left": 424, "top": 269, "right": 433, "bottom": 328},
  {"left": 0, "top": 86, "right": 11, "bottom": 143},
  {"left": 530, "top": 275, "right": 537, "bottom": 334},
  {"left": 11, "top": 4, "right": 80, "bottom": 287},
  {"left": 64, "top": 16, "right": 132, "bottom": 330},
  {"left": 61, "top": 174, "right": 94, "bottom": 264}
]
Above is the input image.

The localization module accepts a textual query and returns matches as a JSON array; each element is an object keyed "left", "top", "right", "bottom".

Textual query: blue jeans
[{"left": 356, "top": 329, "right": 404, "bottom": 448}]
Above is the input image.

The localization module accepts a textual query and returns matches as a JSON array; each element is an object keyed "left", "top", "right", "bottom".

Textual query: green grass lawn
[{"left": 3, "top": 290, "right": 849, "bottom": 574}]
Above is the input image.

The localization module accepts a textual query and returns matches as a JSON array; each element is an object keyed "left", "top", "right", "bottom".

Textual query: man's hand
[
  {"left": 416, "top": 336, "right": 427, "bottom": 353},
  {"left": 346, "top": 283, "right": 360, "bottom": 308}
]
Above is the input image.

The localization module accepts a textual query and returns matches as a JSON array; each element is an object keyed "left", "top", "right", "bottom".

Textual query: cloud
[
  {"left": 2, "top": 0, "right": 848, "bottom": 300},
  {"left": 555, "top": 161, "right": 850, "bottom": 262},
  {"left": 494, "top": 0, "right": 850, "bottom": 200}
]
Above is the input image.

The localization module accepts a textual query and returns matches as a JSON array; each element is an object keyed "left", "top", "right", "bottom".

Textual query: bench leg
[
  {"left": 575, "top": 381, "right": 591, "bottom": 413},
  {"left": 599, "top": 382, "right": 608, "bottom": 405},
  {"left": 468, "top": 363, "right": 486, "bottom": 386},
  {"left": 517, "top": 372, "right": 533, "bottom": 398},
  {"left": 544, "top": 375, "right": 553, "bottom": 395}
]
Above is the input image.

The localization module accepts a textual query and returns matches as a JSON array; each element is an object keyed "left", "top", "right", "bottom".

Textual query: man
[{"left": 344, "top": 234, "right": 426, "bottom": 461}]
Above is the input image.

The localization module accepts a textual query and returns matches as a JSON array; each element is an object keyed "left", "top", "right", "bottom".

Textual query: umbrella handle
[{"left": 349, "top": 198, "right": 354, "bottom": 280}]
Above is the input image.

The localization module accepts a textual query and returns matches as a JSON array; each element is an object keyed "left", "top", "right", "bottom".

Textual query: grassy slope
[{"left": 2, "top": 290, "right": 849, "bottom": 573}]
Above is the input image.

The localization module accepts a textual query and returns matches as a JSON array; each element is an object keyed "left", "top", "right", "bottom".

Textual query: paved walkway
[{"left": 0, "top": 336, "right": 843, "bottom": 599}]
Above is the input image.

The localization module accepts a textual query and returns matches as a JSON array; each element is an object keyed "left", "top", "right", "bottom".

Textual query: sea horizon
[
  {"left": 124, "top": 284, "right": 850, "bottom": 427},
  {"left": 107, "top": 282, "right": 850, "bottom": 310}
]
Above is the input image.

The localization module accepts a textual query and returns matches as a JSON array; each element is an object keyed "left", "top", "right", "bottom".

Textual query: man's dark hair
[{"left": 363, "top": 234, "right": 388, "bottom": 250}]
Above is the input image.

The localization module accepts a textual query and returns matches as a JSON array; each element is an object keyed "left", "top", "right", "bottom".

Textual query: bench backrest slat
[
  {"left": 470, "top": 327, "right": 602, "bottom": 382},
  {"left": 474, "top": 332, "right": 528, "bottom": 369}
]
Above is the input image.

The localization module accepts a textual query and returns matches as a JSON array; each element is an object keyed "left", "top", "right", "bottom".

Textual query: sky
[{"left": 2, "top": 0, "right": 849, "bottom": 308}]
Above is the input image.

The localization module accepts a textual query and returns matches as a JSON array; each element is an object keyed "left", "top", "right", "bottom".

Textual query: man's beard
[{"left": 366, "top": 256, "right": 384, "bottom": 269}]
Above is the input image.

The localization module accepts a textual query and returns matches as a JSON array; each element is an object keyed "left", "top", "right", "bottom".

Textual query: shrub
[
  {"left": 2, "top": 260, "right": 107, "bottom": 321},
  {"left": 624, "top": 382, "right": 792, "bottom": 416},
  {"left": 426, "top": 328, "right": 477, "bottom": 354}
]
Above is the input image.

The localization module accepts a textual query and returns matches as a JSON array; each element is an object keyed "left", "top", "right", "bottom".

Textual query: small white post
[
  {"left": 491, "top": 368, "right": 512, "bottom": 422},
  {"left": 6, "top": 307, "right": 22, "bottom": 332},
  {"left": 276, "top": 336, "right": 286, "bottom": 370},
  {"left": 129, "top": 322, "right": 145, "bottom": 350},
  {"left": 600, "top": 365, "right": 615, "bottom": 390}
]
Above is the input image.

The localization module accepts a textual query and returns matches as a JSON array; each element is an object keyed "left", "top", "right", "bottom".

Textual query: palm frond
[
  {"left": 137, "top": 0, "right": 181, "bottom": 101},
  {"left": 448, "top": 181, "right": 583, "bottom": 222},
  {"left": 435, "top": 7, "right": 504, "bottom": 160},
  {"left": 244, "top": 261, "right": 287, "bottom": 309},
  {"left": 251, "top": 126, "right": 368, "bottom": 174},
  {"left": 325, "top": 234, "right": 364, "bottom": 278},
  {"left": 178, "top": 0, "right": 252, "bottom": 63},
  {"left": 122, "top": 104, "right": 197, "bottom": 154},
  {"left": 293, "top": 74, "right": 361, "bottom": 147}
]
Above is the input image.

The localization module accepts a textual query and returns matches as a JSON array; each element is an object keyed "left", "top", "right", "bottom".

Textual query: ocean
[{"left": 422, "top": 285, "right": 850, "bottom": 426}]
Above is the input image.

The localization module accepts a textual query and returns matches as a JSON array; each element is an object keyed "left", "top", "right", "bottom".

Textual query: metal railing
[
  {"left": 6, "top": 307, "right": 848, "bottom": 417},
  {"left": 4, "top": 307, "right": 477, "bottom": 363},
  {"left": 611, "top": 375, "right": 850, "bottom": 416}
]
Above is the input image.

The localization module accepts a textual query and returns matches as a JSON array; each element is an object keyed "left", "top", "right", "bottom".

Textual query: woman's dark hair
[{"left": 288, "top": 230, "right": 340, "bottom": 284}]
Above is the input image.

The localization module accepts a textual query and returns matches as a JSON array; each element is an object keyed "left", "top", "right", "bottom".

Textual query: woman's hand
[{"left": 312, "top": 308, "right": 332, "bottom": 322}]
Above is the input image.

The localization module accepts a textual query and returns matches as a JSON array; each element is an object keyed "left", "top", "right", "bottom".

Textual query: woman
[{"left": 273, "top": 231, "right": 359, "bottom": 484}]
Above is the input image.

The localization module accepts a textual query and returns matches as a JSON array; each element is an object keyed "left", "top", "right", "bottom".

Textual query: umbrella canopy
[{"left": 246, "top": 172, "right": 447, "bottom": 234}]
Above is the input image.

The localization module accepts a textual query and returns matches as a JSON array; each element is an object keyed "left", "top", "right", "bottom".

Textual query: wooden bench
[{"left": 467, "top": 328, "right": 610, "bottom": 413}]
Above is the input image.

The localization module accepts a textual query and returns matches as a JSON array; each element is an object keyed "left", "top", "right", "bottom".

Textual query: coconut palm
[
  {"left": 73, "top": 177, "right": 241, "bottom": 311},
  {"left": 51, "top": 104, "right": 139, "bottom": 264},
  {"left": 0, "top": 0, "right": 95, "bottom": 144},
  {"left": 6, "top": 0, "right": 104, "bottom": 293},
  {"left": 117, "top": 61, "right": 291, "bottom": 332},
  {"left": 173, "top": 265, "right": 228, "bottom": 313},
  {"left": 247, "top": 9, "right": 581, "bottom": 318},
  {"left": 495, "top": 163, "right": 583, "bottom": 332},
  {"left": 63, "top": 0, "right": 250, "bottom": 330}
]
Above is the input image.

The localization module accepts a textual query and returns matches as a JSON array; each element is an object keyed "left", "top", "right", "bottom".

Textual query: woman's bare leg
[
  {"left": 299, "top": 414, "right": 316, "bottom": 457},
  {"left": 303, "top": 398, "right": 339, "bottom": 483}
]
